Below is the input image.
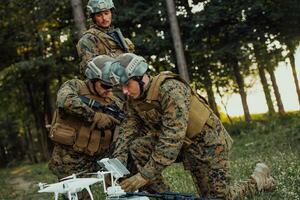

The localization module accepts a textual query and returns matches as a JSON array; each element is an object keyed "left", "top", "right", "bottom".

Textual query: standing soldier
[
  {"left": 109, "top": 53, "right": 276, "bottom": 200},
  {"left": 49, "top": 55, "right": 120, "bottom": 199},
  {"left": 76, "top": 0, "right": 135, "bottom": 74}
]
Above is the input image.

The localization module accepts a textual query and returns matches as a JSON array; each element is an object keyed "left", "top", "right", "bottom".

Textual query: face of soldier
[
  {"left": 94, "top": 81, "right": 112, "bottom": 97},
  {"left": 122, "top": 79, "right": 141, "bottom": 99},
  {"left": 94, "top": 10, "right": 112, "bottom": 28}
]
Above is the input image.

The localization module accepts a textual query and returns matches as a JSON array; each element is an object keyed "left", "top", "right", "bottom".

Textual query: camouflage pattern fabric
[
  {"left": 49, "top": 144, "right": 104, "bottom": 200},
  {"left": 183, "top": 113, "right": 257, "bottom": 199},
  {"left": 128, "top": 134, "right": 171, "bottom": 193},
  {"left": 76, "top": 25, "right": 134, "bottom": 74},
  {"left": 56, "top": 79, "right": 95, "bottom": 123},
  {"left": 114, "top": 79, "right": 190, "bottom": 178},
  {"left": 49, "top": 79, "right": 117, "bottom": 200},
  {"left": 113, "top": 78, "right": 258, "bottom": 199},
  {"left": 49, "top": 144, "right": 103, "bottom": 180}
]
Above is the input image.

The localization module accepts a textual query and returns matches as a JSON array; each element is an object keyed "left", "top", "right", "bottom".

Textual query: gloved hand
[
  {"left": 120, "top": 173, "right": 149, "bottom": 192},
  {"left": 93, "top": 112, "right": 120, "bottom": 129}
]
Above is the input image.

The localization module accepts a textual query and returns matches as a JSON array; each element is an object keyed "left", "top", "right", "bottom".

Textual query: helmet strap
[
  {"left": 132, "top": 76, "right": 145, "bottom": 96},
  {"left": 90, "top": 79, "right": 101, "bottom": 96}
]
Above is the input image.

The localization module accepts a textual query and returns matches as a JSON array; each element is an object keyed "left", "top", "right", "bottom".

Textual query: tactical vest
[
  {"left": 131, "top": 71, "right": 214, "bottom": 139},
  {"left": 49, "top": 80, "right": 114, "bottom": 156},
  {"left": 84, "top": 27, "right": 134, "bottom": 57},
  {"left": 78, "top": 27, "right": 135, "bottom": 73}
]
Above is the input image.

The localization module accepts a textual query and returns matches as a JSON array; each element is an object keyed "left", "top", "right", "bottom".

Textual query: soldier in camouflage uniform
[
  {"left": 49, "top": 55, "right": 120, "bottom": 199},
  {"left": 107, "top": 53, "right": 276, "bottom": 200},
  {"left": 76, "top": 0, "right": 135, "bottom": 74}
]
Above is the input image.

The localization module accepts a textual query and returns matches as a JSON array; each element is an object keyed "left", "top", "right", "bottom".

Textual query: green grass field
[{"left": 1, "top": 113, "right": 299, "bottom": 200}]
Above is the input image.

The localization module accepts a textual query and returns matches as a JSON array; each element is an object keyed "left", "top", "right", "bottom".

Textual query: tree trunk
[
  {"left": 253, "top": 45, "right": 275, "bottom": 116},
  {"left": 43, "top": 65, "right": 54, "bottom": 154},
  {"left": 71, "top": 0, "right": 87, "bottom": 38},
  {"left": 232, "top": 61, "right": 251, "bottom": 122},
  {"left": 165, "top": 0, "right": 190, "bottom": 83},
  {"left": 267, "top": 67, "right": 285, "bottom": 115},
  {"left": 204, "top": 73, "right": 220, "bottom": 118},
  {"left": 216, "top": 86, "right": 233, "bottom": 124},
  {"left": 25, "top": 82, "right": 50, "bottom": 161},
  {"left": 257, "top": 64, "right": 275, "bottom": 115},
  {"left": 0, "top": 144, "right": 7, "bottom": 167},
  {"left": 23, "top": 122, "right": 38, "bottom": 163},
  {"left": 288, "top": 52, "right": 300, "bottom": 108}
]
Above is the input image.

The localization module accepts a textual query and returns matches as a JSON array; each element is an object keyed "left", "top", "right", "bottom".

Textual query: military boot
[{"left": 251, "top": 162, "right": 276, "bottom": 192}]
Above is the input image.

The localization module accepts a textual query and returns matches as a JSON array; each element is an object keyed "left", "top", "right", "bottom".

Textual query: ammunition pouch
[
  {"left": 73, "top": 126, "right": 112, "bottom": 156},
  {"left": 185, "top": 95, "right": 213, "bottom": 139},
  {"left": 50, "top": 123, "right": 76, "bottom": 146},
  {"left": 49, "top": 93, "right": 114, "bottom": 156}
]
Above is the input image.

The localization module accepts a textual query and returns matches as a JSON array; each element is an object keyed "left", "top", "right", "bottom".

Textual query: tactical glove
[
  {"left": 120, "top": 173, "right": 149, "bottom": 192},
  {"left": 93, "top": 112, "right": 120, "bottom": 129}
]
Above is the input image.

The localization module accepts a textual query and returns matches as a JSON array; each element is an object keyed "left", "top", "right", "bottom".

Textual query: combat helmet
[
  {"left": 87, "top": 0, "right": 115, "bottom": 17},
  {"left": 110, "top": 53, "right": 148, "bottom": 86},
  {"left": 85, "top": 55, "right": 116, "bottom": 86}
]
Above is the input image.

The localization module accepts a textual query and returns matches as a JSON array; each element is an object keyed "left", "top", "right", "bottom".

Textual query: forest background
[{"left": 0, "top": 0, "right": 299, "bottom": 199}]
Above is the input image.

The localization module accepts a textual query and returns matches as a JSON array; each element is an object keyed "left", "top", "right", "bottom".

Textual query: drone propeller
[
  {"left": 86, "top": 171, "right": 110, "bottom": 179},
  {"left": 60, "top": 170, "right": 88, "bottom": 181},
  {"left": 38, "top": 182, "right": 49, "bottom": 189},
  {"left": 60, "top": 174, "right": 76, "bottom": 181}
]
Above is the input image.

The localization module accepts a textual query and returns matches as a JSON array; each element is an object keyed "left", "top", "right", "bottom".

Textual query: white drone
[{"left": 38, "top": 158, "right": 149, "bottom": 200}]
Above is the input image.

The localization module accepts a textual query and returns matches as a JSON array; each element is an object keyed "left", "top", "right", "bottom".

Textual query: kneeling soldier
[
  {"left": 49, "top": 55, "right": 120, "bottom": 199},
  {"left": 109, "top": 53, "right": 276, "bottom": 200}
]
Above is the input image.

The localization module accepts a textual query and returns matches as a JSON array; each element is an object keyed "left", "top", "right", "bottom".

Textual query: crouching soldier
[
  {"left": 48, "top": 55, "right": 120, "bottom": 199},
  {"left": 109, "top": 53, "right": 276, "bottom": 200}
]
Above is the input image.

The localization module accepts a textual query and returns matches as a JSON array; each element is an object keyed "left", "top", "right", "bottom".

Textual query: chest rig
[
  {"left": 131, "top": 71, "right": 213, "bottom": 139},
  {"left": 84, "top": 27, "right": 135, "bottom": 58},
  {"left": 49, "top": 80, "right": 114, "bottom": 156}
]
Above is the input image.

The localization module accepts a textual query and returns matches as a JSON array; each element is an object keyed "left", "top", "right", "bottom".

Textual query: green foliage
[
  {"left": 1, "top": 0, "right": 300, "bottom": 166},
  {"left": 1, "top": 115, "right": 300, "bottom": 199}
]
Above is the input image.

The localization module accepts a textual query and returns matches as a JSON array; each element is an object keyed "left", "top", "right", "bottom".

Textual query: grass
[{"left": 1, "top": 113, "right": 299, "bottom": 199}]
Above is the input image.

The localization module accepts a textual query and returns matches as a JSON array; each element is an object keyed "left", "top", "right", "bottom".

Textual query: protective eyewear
[{"left": 101, "top": 83, "right": 113, "bottom": 90}]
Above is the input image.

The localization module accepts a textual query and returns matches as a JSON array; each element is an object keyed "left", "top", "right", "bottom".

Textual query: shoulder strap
[
  {"left": 78, "top": 80, "right": 91, "bottom": 96},
  {"left": 84, "top": 28, "right": 113, "bottom": 51},
  {"left": 146, "top": 71, "right": 181, "bottom": 101},
  {"left": 84, "top": 27, "right": 111, "bottom": 40},
  {"left": 146, "top": 71, "right": 209, "bottom": 104}
]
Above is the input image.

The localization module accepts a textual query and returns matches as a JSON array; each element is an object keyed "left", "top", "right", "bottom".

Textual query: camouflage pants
[
  {"left": 183, "top": 114, "right": 257, "bottom": 200},
  {"left": 129, "top": 138, "right": 171, "bottom": 193},
  {"left": 49, "top": 144, "right": 106, "bottom": 200},
  {"left": 129, "top": 114, "right": 257, "bottom": 200}
]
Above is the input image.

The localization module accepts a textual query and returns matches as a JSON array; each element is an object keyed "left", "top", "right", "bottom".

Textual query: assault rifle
[
  {"left": 124, "top": 192, "right": 224, "bottom": 200},
  {"left": 79, "top": 96, "right": 125, "bottom": 121},
  {"left": 107, "top": 28, "right": 129, "bottom": 53}
]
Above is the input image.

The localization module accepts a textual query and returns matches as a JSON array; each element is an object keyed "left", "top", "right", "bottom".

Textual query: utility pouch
[
  {"left": 73, "top": 126, "right": 91, "bottom": 153},
  {"left": 49, "top": 123, "right": 75, "bottom": 145},
  {"left": 186, "top": 95, "right": 211, "bottom": 139},
  {"left": 97, "top": 129, "right": 112, "bottom": 154},
  {"left": 86, "top": 129, "right": 101, "bottom": 156}
]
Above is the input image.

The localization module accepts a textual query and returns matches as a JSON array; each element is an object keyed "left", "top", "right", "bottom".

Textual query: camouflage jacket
[
  {"left": 76, "top": 24, "right": 135, "bottom": 74},
  {"left": 57, "top": 79, "right": 95, "bottom": 123},
  {"left": 113, "top": 77, "right": 191, "bottom": 180},
  {"left": 56, "top": 79, "right": 118, "bottom": 123}
]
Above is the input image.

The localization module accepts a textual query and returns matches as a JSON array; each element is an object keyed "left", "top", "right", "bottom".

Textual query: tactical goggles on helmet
[
  {"left": 109, "top": 62, "right": 128, "bottom": 86},
  {"left": 85, "top": 55, "right": 115, "bottom": 86},
  {"left": 109, "top": 54, "right": 148, "bottom": 86},
  {"left": 86, "top": 60, "right": 103, "bottom": 80},
  {"left": 100, "top": 82, "right": 113, "bottom": 90}
]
